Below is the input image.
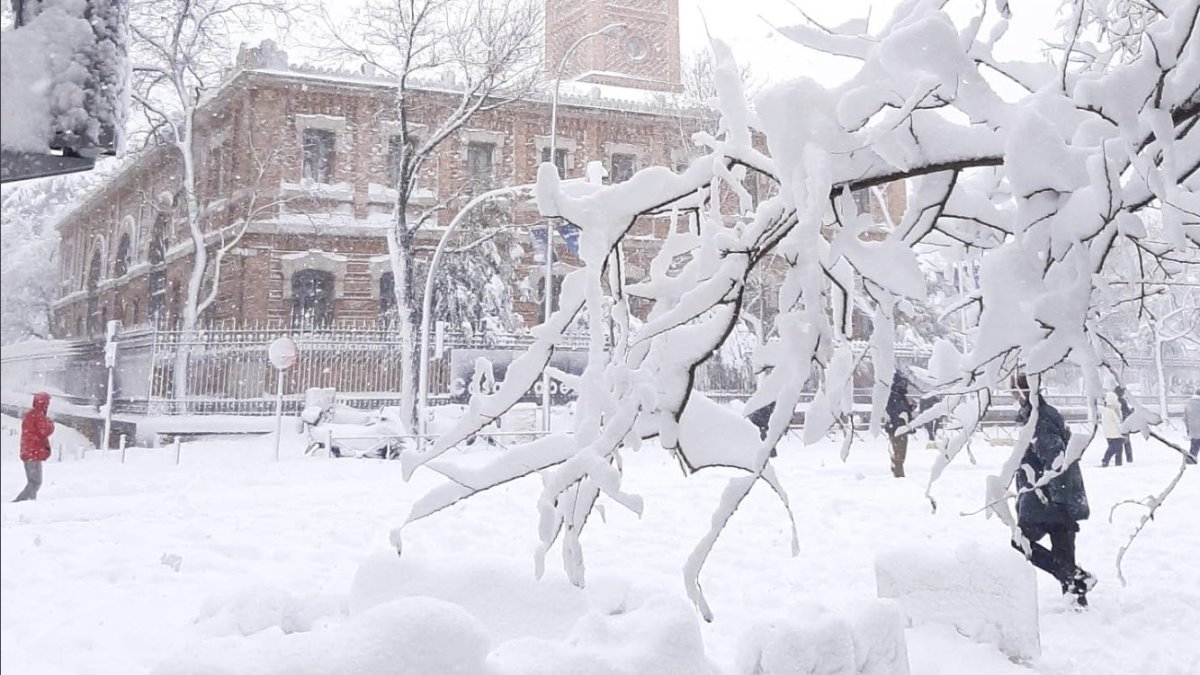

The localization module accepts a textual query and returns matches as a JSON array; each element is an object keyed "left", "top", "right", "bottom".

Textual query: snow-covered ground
[{"left": 1, "top": 414, "right": 1196, "bottom": 674}]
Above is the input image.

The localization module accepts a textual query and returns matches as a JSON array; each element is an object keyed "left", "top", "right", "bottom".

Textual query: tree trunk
[
  {"left": 388, "top": 222, "right": 419, "bottom": 435},
  {"left": 173, "top": 109, "right": 206, "bottom": 409}
]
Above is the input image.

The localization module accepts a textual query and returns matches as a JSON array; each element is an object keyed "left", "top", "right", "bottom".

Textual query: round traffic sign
[{"left": 268, "top": 336, "right": 299, "bottom": 370}]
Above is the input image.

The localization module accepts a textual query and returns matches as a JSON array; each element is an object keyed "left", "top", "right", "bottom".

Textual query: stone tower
[{"left": 544, "top": 0, "right": 682, "bottom": 92}]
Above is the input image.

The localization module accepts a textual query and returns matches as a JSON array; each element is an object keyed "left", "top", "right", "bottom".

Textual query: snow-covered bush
[{"left": 399, "top": 1, "right": 1198, "bottom": 618}]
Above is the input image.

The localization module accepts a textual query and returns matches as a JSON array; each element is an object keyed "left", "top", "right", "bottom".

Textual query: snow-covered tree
[
  {"left": 426, "top": 218, "right": 521, "bottom": 337},
  {"left": 314, "top": 0, "right": 542, "bottom": 431},
  {"left": 126, "top": 0, "right": 288, "bottom": 394},
  {"left": 396, "top": 0, "right": 1198, "bottom": 617},
  {"left": 0, "top": 172, "right": 102, "bottom": 342}
]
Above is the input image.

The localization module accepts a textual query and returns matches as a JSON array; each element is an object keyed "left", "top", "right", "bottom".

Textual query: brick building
[{"left": 52, "top": 0, "right": 903, "bottom": 340}]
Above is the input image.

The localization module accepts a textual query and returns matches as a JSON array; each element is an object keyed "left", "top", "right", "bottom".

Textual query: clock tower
[{"left": 545, "top": 0, "right": 682, "bottom": 93}]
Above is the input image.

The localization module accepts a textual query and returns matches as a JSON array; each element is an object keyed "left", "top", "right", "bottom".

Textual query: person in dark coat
[
  {"left": 14, "top": 392, "right": 54, "bottom": 502},
  {"left": 918, "top": 394, "right": 942, "bottom": 441},
  {"left": 1185, "top": 388, "right": 1200, "bottom": 465},
  {"left": 748, "top": 402, "right": 775, "bottom": 442},
  {"left": 1113, "top": 385, "right": 1134, "bottom": 463},
  {"left": 884, "top": 371, "right": 914, "bottom": 478},
  {"left": 1009, "top": 375, "right": 1095, "bottom": 607}
]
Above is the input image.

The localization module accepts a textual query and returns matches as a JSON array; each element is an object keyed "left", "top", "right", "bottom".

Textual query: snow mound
[
  {"left": 350, "top": 554, "right": 715, "bottom": 674},
  {"left": 489, "top": 590, "right": 717, "bottom": 675},
  {"left": 153, "top": 596, "right": 490, "bottom": 675},
  {"left": 194, "top": 584, "right": 343, "bottom": 637},
  {"left": 349, "top": 552, "right": 589, "bottom": 643},
  {"left": 875, "top": 542, "right": 1039, "bottom": 661},
  {"left": 734, "top": 600, "right": 910, "bottom": 675}
]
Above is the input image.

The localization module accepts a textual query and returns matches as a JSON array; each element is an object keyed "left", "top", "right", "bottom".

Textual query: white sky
[
  {"left": 247, "top": 0, "right": 1069, "bottom": 91},
  {"left": 678, "top": 0, "right": 1066, "bottom": 88}
]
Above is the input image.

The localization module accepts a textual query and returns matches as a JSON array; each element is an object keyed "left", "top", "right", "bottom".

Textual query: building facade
[{"left": 51, "top": 0, "right": 903, "bottom": 340}]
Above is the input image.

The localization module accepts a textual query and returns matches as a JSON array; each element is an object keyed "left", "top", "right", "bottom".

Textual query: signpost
[
  {"left": 101, "top": 320, "right": 120, "bottom": 452},
  {"left": 267, "top": 336, "right": 299, "bottom": 462}
]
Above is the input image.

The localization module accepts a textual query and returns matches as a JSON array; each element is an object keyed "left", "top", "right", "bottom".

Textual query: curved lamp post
[
  {"left": 540, "top": 22, "right": 627, "bottom": 432},
  {"left": 416, "top": 184, "right": 533, "bottom": 449}
]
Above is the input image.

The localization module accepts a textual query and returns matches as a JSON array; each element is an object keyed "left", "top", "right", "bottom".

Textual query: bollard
[
  {"left": 326, "top": 428, "right": 334, "bottom": 457},
  {"left": 57, "top": 443, "right": 64, "bottom": 462},
  {"left": 119, "top": 434, "right": 128, "bottom": 464},
  {"left": 174, "top": 436, "right": 182, "bottom": 465}
]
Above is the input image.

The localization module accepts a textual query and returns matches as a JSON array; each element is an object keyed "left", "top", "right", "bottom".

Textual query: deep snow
[{"left": 1, "top": 415, "right": 1196, "bottom": 674}]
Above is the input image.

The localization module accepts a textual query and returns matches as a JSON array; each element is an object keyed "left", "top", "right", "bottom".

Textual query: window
[
  {"left": 148, "top": 214, "right": 168, "bottom": 324},
  {"left": 388, "top": 133, "right": 422, "bottom": 186},
  {"left": 852, "top": 188, "right": 872, "bottom": 215},
  {"left": 168, "top": 281, "right": 182, "bottom": 330},
  {"left": 467, "top": 141, "right": 495, "bottom": 192},
  {"left": 149, "top": 272, "right": 166, "bottom": 325},
  {"left": 541, "top": 147, "right": 567, "bottom": 179},
  {"left": 291, "top": 269, "right": 336, "bottom": 329},
  {"left": 379, "top": 272, "right": 397, "bottom": 324},
  {"left": 149, "top": 214, "right": 168, "bottom": 265},
  {"left": 302, "top": 128, "right": 336, "bottom": 184},
  {"left": 744, "top": 174, "right": 759, "bottom": 207},
  {"left": 86, "top": 250, "right": 102, "bottom": 334},
  {"left": 610, "top": 153, "right": 636, "bottom": 183},
  {"left": 114, "top": 234, "right": 131, "bottom": 277},
  {"left": 209, "top": 144, "right": 227, "bottom": 196}
]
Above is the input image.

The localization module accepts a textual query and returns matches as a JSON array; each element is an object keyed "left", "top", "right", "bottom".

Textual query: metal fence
[{"left": 2, "top": 322, "right": 1197, "bottom": 418}]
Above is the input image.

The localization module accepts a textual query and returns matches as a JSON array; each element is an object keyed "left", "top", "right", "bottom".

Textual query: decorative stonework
[{"left": 545, "top": 0, "right": 681, "bottom": 93}]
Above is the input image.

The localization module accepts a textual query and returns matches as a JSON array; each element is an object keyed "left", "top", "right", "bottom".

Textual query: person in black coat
[
  {"left": 1113, "top": 385, "right": 1134, "bottom": 463},
  {"left": 884, "top": 370, "right": 915, "bottom": 478},
  {"left": 1009, "top": 375, "right": 1095, "bottom": 607}
]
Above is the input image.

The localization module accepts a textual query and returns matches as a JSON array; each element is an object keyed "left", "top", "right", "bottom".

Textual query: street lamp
[
  {"left": 540, "top": 21, "right": 627, "bottom": 432},
  {"left": 416, "top": 184, "right": 533, "bottom": 451}
]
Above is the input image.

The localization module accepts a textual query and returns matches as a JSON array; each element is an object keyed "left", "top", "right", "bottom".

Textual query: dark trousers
[
  {"left": 1012, "top": 521, "right": 1078, "bottom": 589},
  {"left": 888, "top": 434, "right": 908, "bottom": 478},
  {"left": 1123, "top": 434, "right": 1133, "bottom": 463},
  {"left": 1102, "top": 438, "right": 1125, "bottom": 466},
  {"left": 1189, "top": 438, "right": 1199, "bottom": 463},
  {"left": 13, "top": 461, "right": 43, "bottom": 502}
]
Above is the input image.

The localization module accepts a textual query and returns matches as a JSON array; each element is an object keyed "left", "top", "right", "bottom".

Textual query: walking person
[
  {"left": 14, "top": 392, "right": 54, "bottom": 502},
  {"left": 1114, "top": 385, "right": 1134, "bottom": 463},
  {"left": 884, "top": 370, "right": 915, "bottom": 478},
  {"left": 1101, "top": 392, "right": 1126, "bottom": 468},
  {"left": 1186, "top": 388, "right": 1200, "bottom": 465},
  {"left": 919, "top": 394, "right": 942, "bottom": 442},
  {"left": 1009, "top": 375, "right": 1095, "bottom": 608}
]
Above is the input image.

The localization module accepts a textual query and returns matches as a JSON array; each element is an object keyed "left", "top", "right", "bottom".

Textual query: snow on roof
[{"left": 243, "top": 65, "right": 711, "bottom": 119}]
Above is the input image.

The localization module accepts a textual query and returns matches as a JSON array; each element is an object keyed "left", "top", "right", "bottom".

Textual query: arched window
[
  {"left": 86, "top": 249, "right": 103, "bottom": 334},
  {"left": 149, "top": 214, "right": 168, "bottom": 265},
  {"left": 148, "top": 215, "right": 168, "bottom": 324},
  {"left": 291, "top": 269, "right": 335, "bottom": 329},
  {"left": 168, "top": 281, "right": 182, "bottom": 331},
  {"left": 379, "top": 272, "right": 396, "bottom": 324},
  {"left": 114, "top": 234, "right": 131, "bottom": 277}
]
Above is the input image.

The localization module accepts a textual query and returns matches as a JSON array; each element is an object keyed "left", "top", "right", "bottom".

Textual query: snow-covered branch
[{"left": 396, "top": 0, "right": 1199, "bottom": 617}]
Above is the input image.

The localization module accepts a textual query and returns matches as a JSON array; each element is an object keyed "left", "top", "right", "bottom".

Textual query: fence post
[
  {"left": 57, "top": 443, "right": 63, "bottom": 462},
  {"left": 174, "top": 436, "right": 181, "bottom": 465},
  {"left": 119, "top": 433, "right": 127, "bottom": 464},
  {"left": 326, "top": 427, "right": 333, "bottom": 456}
]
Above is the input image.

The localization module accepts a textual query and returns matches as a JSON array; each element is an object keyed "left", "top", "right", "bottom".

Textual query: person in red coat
[{"left": 14, "top": 392, "right": 54, "bottom": 502}]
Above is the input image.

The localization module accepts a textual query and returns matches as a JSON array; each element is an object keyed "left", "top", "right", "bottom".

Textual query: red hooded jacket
[{"left": 20, "top": 393, "right": 54, "bottom": 462}]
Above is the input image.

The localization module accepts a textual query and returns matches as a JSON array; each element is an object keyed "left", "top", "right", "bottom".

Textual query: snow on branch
[{"left": 399, "top": 3, "right": 1199, "bottom": 618}]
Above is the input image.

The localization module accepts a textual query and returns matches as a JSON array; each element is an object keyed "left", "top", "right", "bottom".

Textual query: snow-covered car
[{"left": 301, "top": 404, "right": 412, "bottom": 459}]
